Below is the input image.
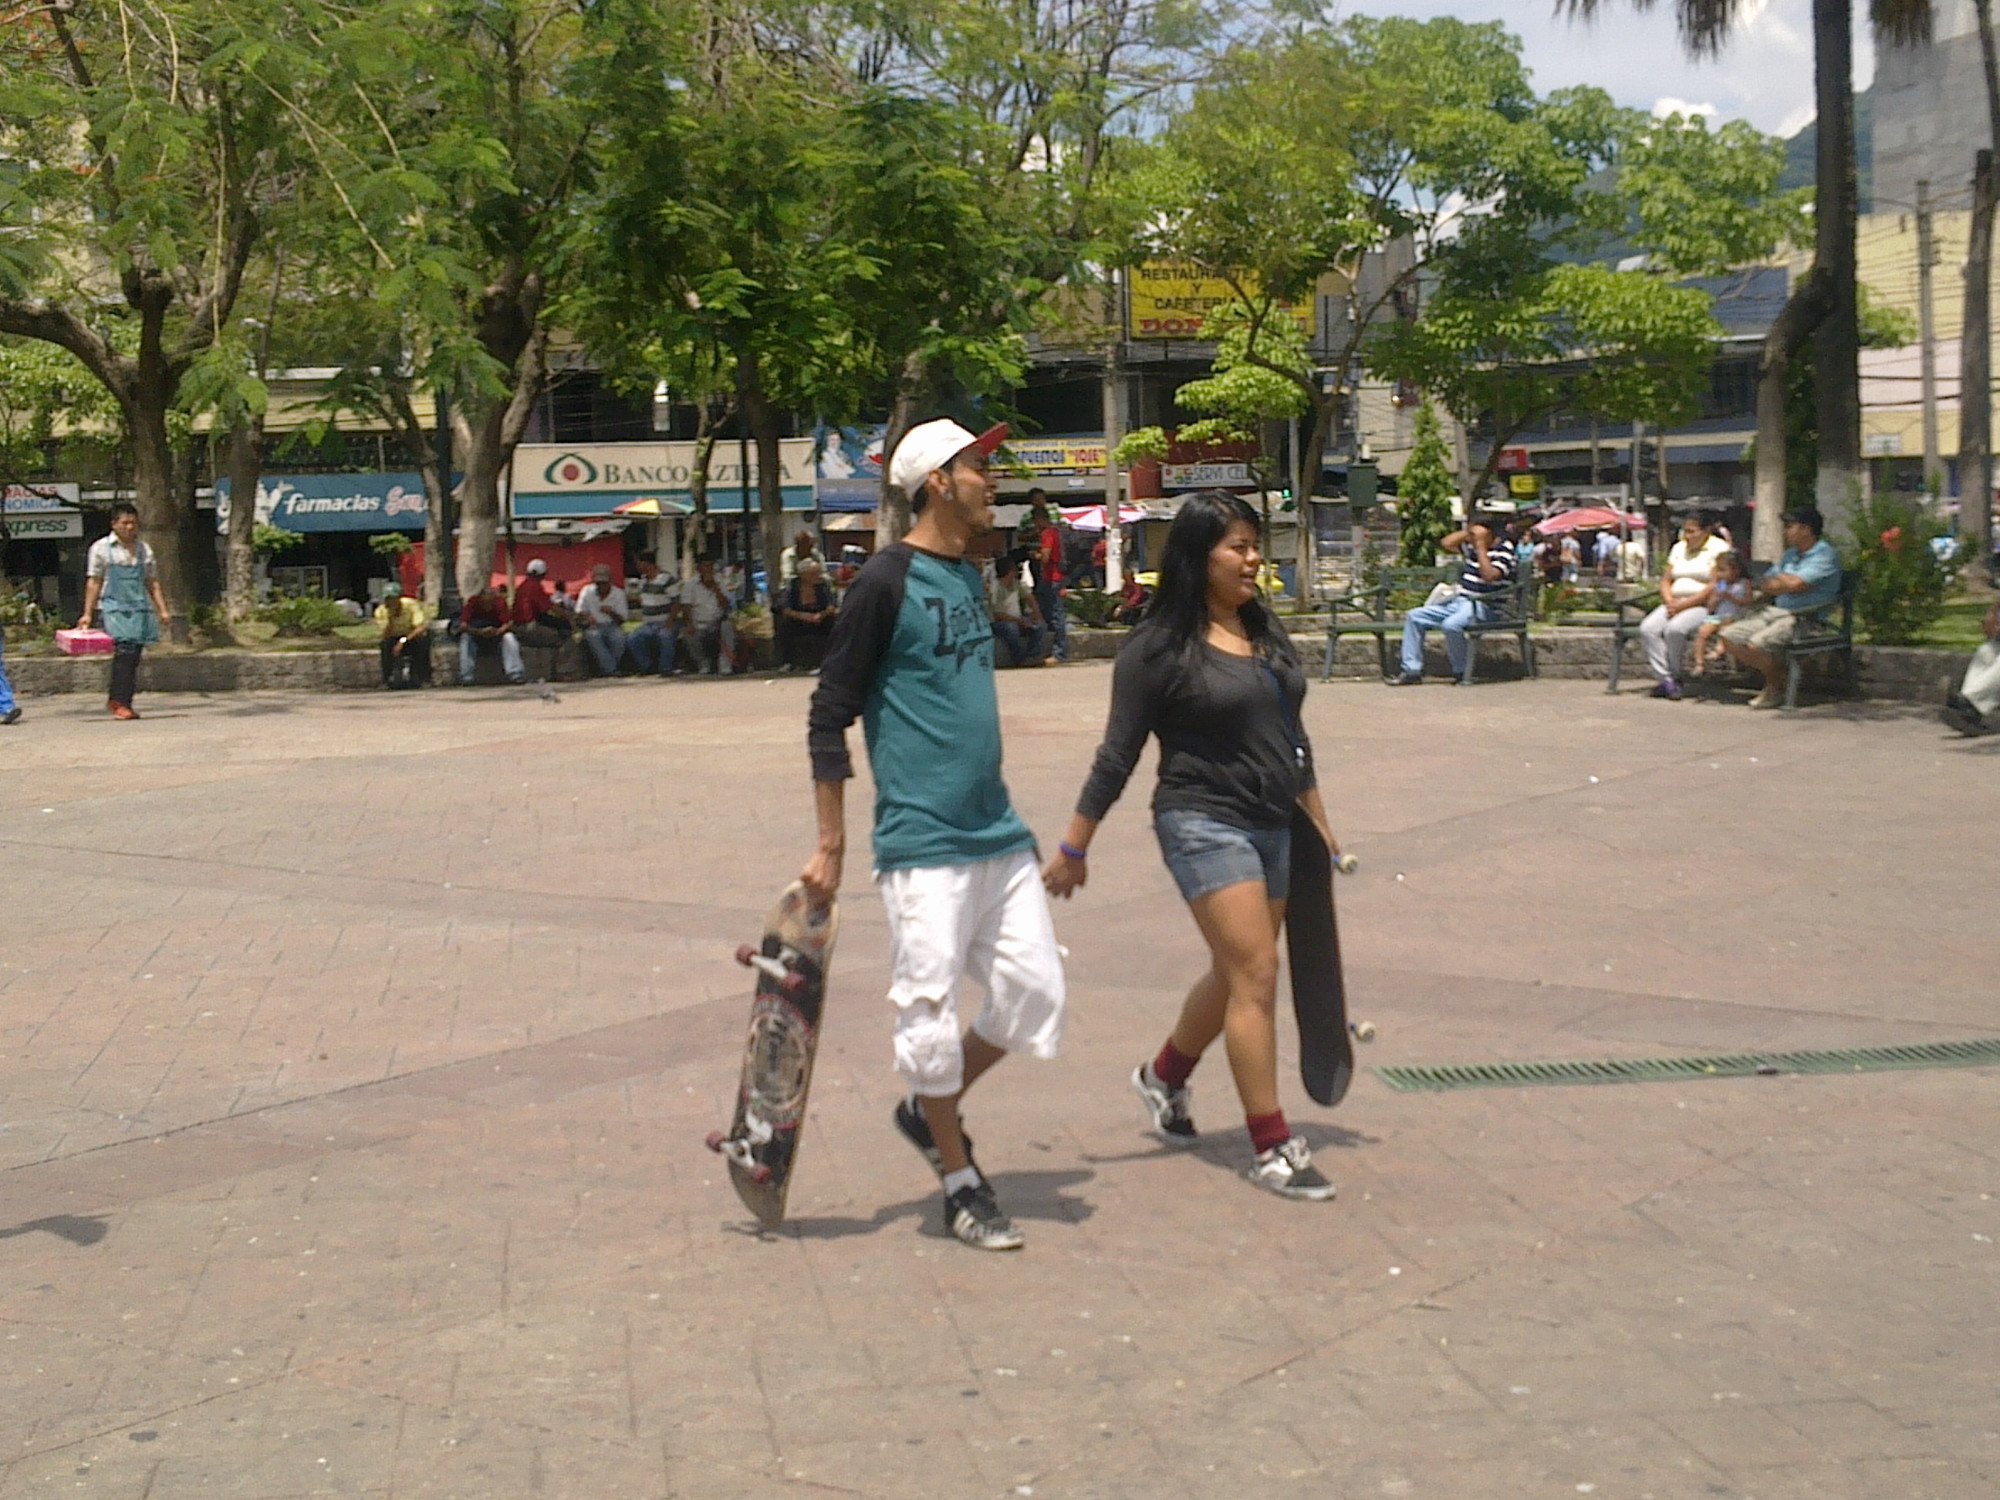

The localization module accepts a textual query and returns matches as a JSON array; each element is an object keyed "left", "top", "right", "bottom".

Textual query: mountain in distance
[{"left": 1779, "top": 85, "right": 1873, "bottom": 211}]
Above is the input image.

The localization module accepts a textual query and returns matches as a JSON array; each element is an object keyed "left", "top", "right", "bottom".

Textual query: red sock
[
  {"left": 1246, "top": 1110, "right": 1290, "bottom": 1154},
  {"left": 1152, "top": 1040, "right": 1199, "bottom": 1089}
]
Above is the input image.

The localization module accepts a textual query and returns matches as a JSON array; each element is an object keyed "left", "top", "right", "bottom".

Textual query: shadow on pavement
[
  {"left": 777, "top": 1168, "right": 1097, "bottom": 1242},
  {"left": 0, "top": 1214, "right": 110, "bottom": 1247}
]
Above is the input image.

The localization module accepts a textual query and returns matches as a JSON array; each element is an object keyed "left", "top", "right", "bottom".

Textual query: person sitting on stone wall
[
  {"left": 574, "top": 563, "right": 631, "bottom": 676},
  {"left": 676, "top": 555, "right": 738, "bottom": 675},
  {"left": 373, "top": 582, "right": 431, "bottom": 689},
  {"left": 457, "top": 585, "right": 525, "bottom": 685},
  {"left": 626, "top": 554, "right": 681, "bottom": 677},
  {"left": 778, "top": 557, "right": 838, "bottom": 671},
  {"left": 1942, "top": 601, "right": 2000, "bottom": 736}
]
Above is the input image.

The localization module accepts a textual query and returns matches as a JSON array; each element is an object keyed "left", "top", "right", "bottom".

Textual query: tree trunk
[
  {"left": 126, "top": 385, "right": 194, "bottom": 642},
  {"left": 740, "top": 361, "right": 787, "bottom": 603},
  {"left": 452, "top": 400, "right": 507, "bottom": 602},
  {"left": 1963, "top": 150, "right": 1995, "bottom": 577},
  {"left": 1969, "top": 0, "right": 2000, "bottom": 584},
  {"left": 1299, "top": 395, "right": 1338, "bottom": 604},
  {"left": 1755, "top": 268, "right": 1835, "bottom": 562},
  {"left": 878, "top": 349, "right": 931, "bottom": 545},
  {"left": 1812, "top": 0, "right": 1862, "bottom": 529},
  {"left": 223, "top": 418, "right": 264, "bottom": 623}
]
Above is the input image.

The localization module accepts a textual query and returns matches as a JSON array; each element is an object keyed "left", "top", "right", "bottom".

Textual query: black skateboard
[
  {"left": 1285, "top": 810, "right": 1374, "bottom": 1106},
  {"left": 705, "top": 883, "right": 839, "bottom": 1227}
]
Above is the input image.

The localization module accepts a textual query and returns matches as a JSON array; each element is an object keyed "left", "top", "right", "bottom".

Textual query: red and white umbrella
[
  {"left": 1058, "top": 503, "right": 1147, "bottom": 533},
  {"left": 1531, "top": 506, "right": 1645, "bottom": 537}
]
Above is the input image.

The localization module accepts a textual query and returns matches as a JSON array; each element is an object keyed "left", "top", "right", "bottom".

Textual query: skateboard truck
[{"left": 735, "top": 944, "right": 806, "bottom": 997}]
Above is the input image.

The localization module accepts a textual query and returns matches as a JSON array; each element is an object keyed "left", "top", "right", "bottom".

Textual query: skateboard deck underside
[
  {"left": 1285, "top": 810, "right": 1354, "bottom": 1107},
  {"left": 715, "top": 885, "right": 838, "bottom": 1226}
]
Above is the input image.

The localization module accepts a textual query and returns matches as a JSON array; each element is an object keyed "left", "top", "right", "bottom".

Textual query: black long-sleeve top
[{"left": 1076, "top": 619, "right": 1316, "bottom": 831}]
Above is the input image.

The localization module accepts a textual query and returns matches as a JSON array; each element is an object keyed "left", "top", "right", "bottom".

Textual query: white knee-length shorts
[{"left": 876, "top": 848, "right": 1067, "bottom": 1096}]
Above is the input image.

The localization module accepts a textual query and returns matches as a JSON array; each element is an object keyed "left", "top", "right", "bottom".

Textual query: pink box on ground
[{"left": 55, "top": 629, "right": 114, "bottom": 656}]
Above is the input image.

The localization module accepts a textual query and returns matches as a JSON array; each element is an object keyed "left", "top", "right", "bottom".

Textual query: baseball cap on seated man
[
  {"left": 525, "top": 558, "right": 548, "bottom": 576},
  {"left": 887, "top": 418, "right": 1008, "bottom": 503}
]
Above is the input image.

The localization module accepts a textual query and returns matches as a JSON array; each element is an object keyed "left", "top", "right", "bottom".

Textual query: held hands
[{"left": 1041, "top": 846, "right": 1087, "bottom": 899}]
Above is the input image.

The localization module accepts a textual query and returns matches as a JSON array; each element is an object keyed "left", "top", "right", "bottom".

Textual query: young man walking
[
  {"left": 801, "top": 418, "right": 1066, "bottom": 1252},
  {"left": 78, "top": 502, "right": 171, "bottom": 719}
]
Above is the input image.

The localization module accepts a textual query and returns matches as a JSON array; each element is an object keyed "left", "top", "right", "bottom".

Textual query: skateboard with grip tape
[
  {"left": 1284, "top": 810, "right": 1374, "bottom": 1107},
  {"left": 704, "top": 883, "right": 838, "bottom": 1227}
]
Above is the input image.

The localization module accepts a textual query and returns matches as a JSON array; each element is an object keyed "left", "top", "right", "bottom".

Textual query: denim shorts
[{"left": 1153, "top": 808, "right": 1291, "bottom": 903}]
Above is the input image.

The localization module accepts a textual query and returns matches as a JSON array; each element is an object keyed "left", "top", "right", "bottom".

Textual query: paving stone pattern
[{"left": 0, "top": 673, "right": 1995, "bottom": 1498}]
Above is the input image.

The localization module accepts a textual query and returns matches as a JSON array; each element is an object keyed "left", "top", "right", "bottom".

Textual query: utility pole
[
  {"left": 1101, "top": 269, "right": 1126, "bottom": 596},
  {"left": 1917, "top": 179, "right": 1943, "bottom": 498}
]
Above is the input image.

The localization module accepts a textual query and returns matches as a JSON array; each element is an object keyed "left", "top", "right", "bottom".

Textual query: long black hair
[{"left": 1145, "top": 489, "right": 1296, "bottom": 664}]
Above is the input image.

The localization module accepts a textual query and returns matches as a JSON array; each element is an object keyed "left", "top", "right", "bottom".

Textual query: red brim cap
[{"left": 973, "top": 423, "right": 1009, "bottom": 455}]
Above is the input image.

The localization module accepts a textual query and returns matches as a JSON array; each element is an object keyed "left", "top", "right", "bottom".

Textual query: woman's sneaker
[
  {"left": 1246, "top": 1136, "right": 1337, "bottom": 1201},
  {"left": 1130, "top": 1063, "right": 1198, "bottom": 1146},
  {"left": 893, "top": 1098, "right": 978, "bottom": 1179},
  {"left": 945, "top": 1179, "right": 1023, "bottom": 1251}
]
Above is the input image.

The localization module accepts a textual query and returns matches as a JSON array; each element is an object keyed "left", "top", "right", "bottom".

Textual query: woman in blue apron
[{"left": 78, "top": 502, "right": 170, "bottom": 720}]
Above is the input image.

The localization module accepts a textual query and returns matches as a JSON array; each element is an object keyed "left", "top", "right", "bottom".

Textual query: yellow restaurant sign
[{"left": 1127, "top": 261, "right": 1314, "bottom": 341}]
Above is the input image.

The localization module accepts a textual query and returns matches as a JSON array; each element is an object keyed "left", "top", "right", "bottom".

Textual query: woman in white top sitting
[{"left": 1637, "top": 511, "right": 1729, "bottom": 700}]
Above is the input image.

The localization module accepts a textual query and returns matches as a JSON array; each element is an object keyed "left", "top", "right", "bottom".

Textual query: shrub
[
  {"left": 1065, "top": 588, "right": 1119, "bottom": 628},
  {"left": 368, "top": 532, "right": 413, "bottom": 559},
  {"left": 1395, "top": 403, "right": 1457, "bottom": 567},
  {"left": 1844, "top": 491, "right": 1959, "bottom": 645},
  {"left": 253, "top": 523, "right": 305, "bottom": 557},
  {"left": 259, "top": 591, "right": 349, "bottom": 637}
]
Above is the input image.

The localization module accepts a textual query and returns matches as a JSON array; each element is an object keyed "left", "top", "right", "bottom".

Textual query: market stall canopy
[
  {"left": 1059, "top": 503, "right": 1147, "bottom": 533},
  {"left": 1532, "top": 506, "right": 1646, "bottom": 537}
]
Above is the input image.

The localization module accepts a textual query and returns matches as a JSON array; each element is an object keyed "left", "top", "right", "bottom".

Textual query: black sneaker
[
  {"left": 1942, "top": 695, "right": 1990, "bottom": 737},
  {"left": 0, "top": 707, "right": 20, "bottom": 725},
  {"left": 1388, "top": 671, "right": 1424, "bottom": 687},
  {"left": 893, "top": 1098, "right": 978, "bottom": 1180},
  {"left": 945, "top": 1180, "right": 1023, "bottom": 1251},
  {"left": 1246, "top": 1135, "right": 1337, "bottom": 1202},
  {"left": 1130, "top": 1062, "right": 1198, "bottom": 1146}
]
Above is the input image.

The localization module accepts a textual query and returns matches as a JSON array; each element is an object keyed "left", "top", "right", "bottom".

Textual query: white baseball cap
[
  {"left": 887, "top": 418, "right": 1008, "bottom": 499},
  {"left": 525, "top": 558, "right": 548, "bottom": 576}
]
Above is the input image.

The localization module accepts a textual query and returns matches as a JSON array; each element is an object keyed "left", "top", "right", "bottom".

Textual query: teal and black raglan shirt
[{"left": 808, "top": 543, "right": 1035, "bottom": 872}]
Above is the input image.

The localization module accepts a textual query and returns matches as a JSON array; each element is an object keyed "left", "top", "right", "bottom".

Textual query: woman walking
[
  {"left": 78, "top": 502, "right": 170, "bottom": 720},
  {"left": 1043, "top": 492, "right": 1340, "bottom": 1201},
  {"left": 1636, "top": 511, "right": 1728, "bottom": 699}
]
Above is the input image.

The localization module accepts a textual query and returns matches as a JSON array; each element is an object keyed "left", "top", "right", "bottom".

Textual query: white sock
[{"left": 942, "top": 1166, "right": 981, "bottom": 1197}]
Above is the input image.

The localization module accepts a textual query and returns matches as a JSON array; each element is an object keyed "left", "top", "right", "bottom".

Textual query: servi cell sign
[{"left": 1127, "top": 261, "right": 1314, "bottom": 341}]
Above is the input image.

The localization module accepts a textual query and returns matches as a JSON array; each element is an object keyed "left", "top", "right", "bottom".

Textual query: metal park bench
[{"left": 1320, "top": 565, "right": 1537, "bottom": 686}]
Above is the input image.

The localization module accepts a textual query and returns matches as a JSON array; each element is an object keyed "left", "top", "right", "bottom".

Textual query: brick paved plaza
[{"left": 1, "top": 670, "right": 1995, "bottom": 1498}]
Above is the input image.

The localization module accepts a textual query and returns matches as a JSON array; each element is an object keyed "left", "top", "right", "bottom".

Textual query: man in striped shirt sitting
[{"left": 1391, "top": 510, "right": 1518, "bottom": 686}]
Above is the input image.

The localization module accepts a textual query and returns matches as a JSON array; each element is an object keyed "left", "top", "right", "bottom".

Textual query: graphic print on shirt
[{"left": 921, "top": 589, "right": 994, "bottom": 670}]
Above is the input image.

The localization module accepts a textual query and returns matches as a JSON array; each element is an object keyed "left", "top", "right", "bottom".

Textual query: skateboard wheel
[
  {"left": 778, "top": 971, "right": 806, "bottom": 997},
  {"left": 734, "top": 944, "right": 757, "bottom": 967},
  {"left": 749, "top": 1166, "right": 773, "bottom": 1184},
  {"left": 1350, "top": 1020, "right": 1376, "bottom": 1042},
  {"left": 1335, "top": 854, "right": 1359, "bottom": 875},
  {"left": 705, "top": 1131, "right": 727, "bottom": 1153}
]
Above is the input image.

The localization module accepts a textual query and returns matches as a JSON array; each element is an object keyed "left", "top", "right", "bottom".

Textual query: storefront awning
[{"left": 511, "top": 486, "right": 815, "bottom": 519}]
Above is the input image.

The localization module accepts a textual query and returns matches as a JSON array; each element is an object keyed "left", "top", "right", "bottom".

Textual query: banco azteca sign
[{"left": 515, "top": 442, "right": 813, "bottom": 495}]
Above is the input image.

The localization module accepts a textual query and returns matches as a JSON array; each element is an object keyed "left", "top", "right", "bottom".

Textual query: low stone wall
[
  {"left": 1065, "top": 627, "right": 1971, "bottom": 706},
  {"left": 8, "top": 626, "right": 1971, "bottom": 707}
]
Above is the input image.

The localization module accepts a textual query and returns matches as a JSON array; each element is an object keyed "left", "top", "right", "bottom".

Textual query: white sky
[{"left": 1336, "top": 0, "right": 1875, "bottom": 138}]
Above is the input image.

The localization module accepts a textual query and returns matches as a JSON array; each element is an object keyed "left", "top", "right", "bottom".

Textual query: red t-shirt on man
[
  {"left": 1038, "top": 524, "right": 1063, "bottom": 585},
  {"left": 512, "top": 576, "right": 552, "bottom": 625}
]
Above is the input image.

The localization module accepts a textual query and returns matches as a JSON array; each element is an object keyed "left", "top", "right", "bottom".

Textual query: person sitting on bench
[
  {"left": 1943, "top": 602, "right": 2000, "bottom": 736},
  {"left": 1716, "top": 506, "right": 1841, "bottom": 710},
  {"left": 1391, "top": 510, "right": 1516, "bottom": 686}
]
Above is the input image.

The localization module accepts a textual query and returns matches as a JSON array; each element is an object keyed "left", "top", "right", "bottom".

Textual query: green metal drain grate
[{"left": 1374, "top": 1038, "right": 2000, "bottom": 1093}]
